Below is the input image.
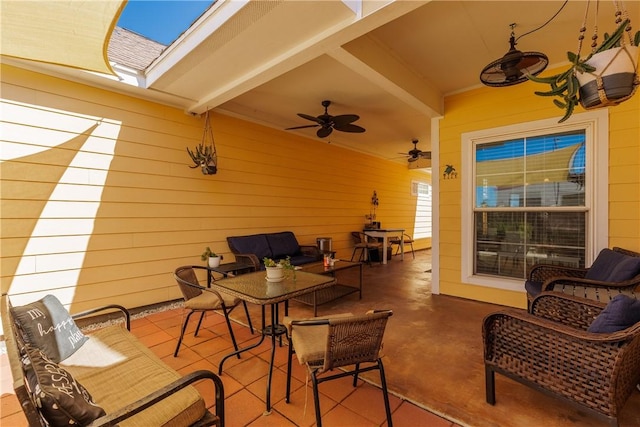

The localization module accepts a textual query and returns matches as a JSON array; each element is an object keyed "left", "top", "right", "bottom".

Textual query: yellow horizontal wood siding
[
  {"left": 439, "top": 65, "right": 640, "bottom": 308},
  {"left": 0, "top": 64, "right": 431, "bottom": 313}
]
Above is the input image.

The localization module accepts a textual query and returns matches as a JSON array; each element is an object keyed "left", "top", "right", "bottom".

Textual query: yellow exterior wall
[
  {"left": 0, "top": 64, "right": 431, "bottom": 313},
  {"left": 438, "top": 65, "right": 640, "bottom": 309}
]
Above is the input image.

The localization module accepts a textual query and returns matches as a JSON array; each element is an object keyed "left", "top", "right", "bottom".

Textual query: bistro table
[
  {"left": 364, "top": 228, "right": 405, "bottom": 264},
  {"left": 210, "top": 270, "right": 336, "bottom": 413}
]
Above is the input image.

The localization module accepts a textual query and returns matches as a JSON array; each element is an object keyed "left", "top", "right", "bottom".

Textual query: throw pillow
[
  {"left": 11, "top": 295, "right": 88, "bottom": 363},
  {"left": 23, "top": 345, "right": 106, "bottom": 426},
  {"left": 607, "top": 256, "right": 640, "bottom": 282},
  {"left": 587, "top": 294, "right": 640, "bottom": 333},
  {"left": 585, "top": 248, "right": 628, "bottom": 281}
]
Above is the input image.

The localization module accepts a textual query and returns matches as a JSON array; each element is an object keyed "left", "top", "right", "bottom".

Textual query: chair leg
[
  {"left": 410, "top": 242, "right": 415, "bottom": 259},
  {"left": 311, "top": 371, "right": 323, "bottom": 427},
  {"left": 174, "top": 310, "right": 197, "bottom": 357},
  {"left": 222, "top": 308, "right": 241, "bottom": 357},
  {"left": 194, "top": 311, "right": 206, "bottom": 336},
  {"left": 352, "top": 362, "right": 360, "bottom": 387},
  {"left": 378, "top": 359, "right": 393, "bottom": 427},
  {"left": 350, "top": 247, "right": 358, "bottom": 262},
  {"left": 485, "top": 365, "right": 496, "bottom": 405},
  {"left": 285, "top": 338, "right": 294, "bottom": 403},
  {"left": 242, "top": 301, "right": 254, "bottom": 334}
]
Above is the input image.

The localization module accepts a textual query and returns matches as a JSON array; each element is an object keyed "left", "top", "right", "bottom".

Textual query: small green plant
[
  {"left": 263, "top": 256, "right": 294, "bottom": 270},
  {"left": 528, "top": 19, "right": 639, "bottom": 122},
  {"left": 201, "top": 247, "right": 223, "bottom": 261}
]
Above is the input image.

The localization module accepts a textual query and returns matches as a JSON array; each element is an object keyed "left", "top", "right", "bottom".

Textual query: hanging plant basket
[
  {"left": 187, "top": 110, "right": 218, "bottom": 175},
  {"left": 576, "top": 45, "right": 639, "bottom": 109},
  {"left": 528, "top": 1, "right": 640, "bottom": 122}
]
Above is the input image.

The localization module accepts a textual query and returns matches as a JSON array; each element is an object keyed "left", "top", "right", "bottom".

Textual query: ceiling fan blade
[
  {"left": 419, "top": 152, "right": 432, "bottom": 159},
  {"left": 333, "top": 123, "right": 365, "bottom": 133},
  {"left": 285, "top": 124, "right": 320, "bottom": 130},
  {"left": 407, "top": 156, "right": 419, "bottom": 162},
  {"left": 317, "top": 126, "right": 333, "bottom": 138},
  {"left": 332, "top": 114, "right": 359, "bottom": 126},
  {"left": 297, "top": 113, "right": 321, "bottom": 123}
]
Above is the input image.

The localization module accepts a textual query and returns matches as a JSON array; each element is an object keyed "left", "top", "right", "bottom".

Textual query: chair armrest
[
  {"left": 542, "top": 275, "right": 640, "bottom": 292},
  {"left": 87, "top": 370, "right": 225, "bottom": 427},
  {"left": 300, "top": 245, "right": 321, "bottom": 258},
  {"left": 72, "top": 305, "right": 131, "bottom": 331},
  {"left": 528, "top": 264, "right": 587, "bottom": 283},
  {"left": 233, "top": 253, "right": 261, "bottom": 270},
  {"left": 530, "top": 293, "right": 604, "bottom": 329}
]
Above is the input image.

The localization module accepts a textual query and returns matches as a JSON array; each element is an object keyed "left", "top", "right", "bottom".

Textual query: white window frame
[{"left": 461, "top": 110, "right": 609, "bottom": 292}]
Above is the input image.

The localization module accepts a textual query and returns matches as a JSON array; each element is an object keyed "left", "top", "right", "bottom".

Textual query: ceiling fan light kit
[{"left": 285, "top": 100, "right": 365, "bottom": 138}]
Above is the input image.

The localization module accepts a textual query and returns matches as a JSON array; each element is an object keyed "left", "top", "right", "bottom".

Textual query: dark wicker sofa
[
  {"left": 483, "top": 292, "right": 640, "bottom": 427},
  {"left": 227, "top": 231, "right": 322, "bottom": 270}
]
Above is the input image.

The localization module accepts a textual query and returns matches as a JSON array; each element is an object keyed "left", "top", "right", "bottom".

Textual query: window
[
  {"left": 413, "top": 181, "right": 432, "bottom": 239},
  {"left": 461, "top": 111, "right": 608, "bottom": 291}
]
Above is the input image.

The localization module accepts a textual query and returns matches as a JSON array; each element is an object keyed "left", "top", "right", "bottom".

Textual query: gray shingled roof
[{"left": 107, "top": 27, "right": 166, "bottom": 71}]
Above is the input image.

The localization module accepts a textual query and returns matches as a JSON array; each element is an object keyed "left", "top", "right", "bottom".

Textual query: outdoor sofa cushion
[{"left": 60, "top": 324, "right": 206, "bottom": 426}]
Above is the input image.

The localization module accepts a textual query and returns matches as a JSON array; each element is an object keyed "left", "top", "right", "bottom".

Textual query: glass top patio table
[
  {"left": 210, "top": 270, "right": 337, "bottom": 305},
  {"left": 210, "top": 270, "right": 336, "bottom": 414}
]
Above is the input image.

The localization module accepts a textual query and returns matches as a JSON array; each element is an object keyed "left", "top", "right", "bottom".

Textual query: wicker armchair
[
  {"left": 525, "top": 247, "right": 640, "bottom": 310},
  {"left": 483, "top": 293, "right": 640, "bottom": 427}
]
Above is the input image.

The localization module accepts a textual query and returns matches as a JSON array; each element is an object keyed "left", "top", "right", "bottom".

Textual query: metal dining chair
[
  {"left": 389, "top": 233, "right": 415, "bottom": 259},
  {"left": 350, "top": 231, "right": 382, "bottom": 265},
  {"left": 284, "top": 310, "right": 394, "bottom": 427},
  {"left": 173, "top": 265, "right": 253, "bottom": 357}
]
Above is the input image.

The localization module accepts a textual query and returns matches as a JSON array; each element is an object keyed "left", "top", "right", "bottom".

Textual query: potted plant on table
[
  {"left": 201, "top": 247, "right": 223, "bottom": 268},
  {"left": 263, "top": 256, "right": 295, "bottom": 282},
  {"left": 528, "top": 18, "right": 639, "bottom": 123}
]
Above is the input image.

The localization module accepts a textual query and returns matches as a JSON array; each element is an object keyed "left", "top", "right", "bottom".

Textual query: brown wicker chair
[
  {"left": 483, "top": 293, "right": 640, "bottom": 427},
  {"left": 173, "top": 265, "right": 253, "bottom": 357},
  {"left": 525, "top": 247, "right": 640, "bottom": 310},
  {"left": 284, "top": 310, "right": 393, "bottom": 427}
]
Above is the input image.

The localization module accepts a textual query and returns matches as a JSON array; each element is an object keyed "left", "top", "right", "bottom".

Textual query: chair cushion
[
  {"left": 587, "top": 294, "right": 640, "bottom": 333},
  {"left": 11, "top": 294, "right": 88, "bottom": 363},
  {"left": 24, "top": 345, "right": 105, "bottom": 426},
  {"left": 585, "top": 248, "right": 640, "bottom": 282},
  {"left": 525, "top": 280, "right": 543, "bottom": 297},
  {"left": 284, "top": 313, "right": 353, "bottom": 364},
  {"left": 184, "top": 290, "right": 237, "bottom": 310},
  {"left": 608, "top": 255, "right": 640, "bottom": 282},
  {"left": 267, "top": 232, "right": 301, "bottom": 259},
  {"left": 227, "top": 234, "right": 272, "bottom": 259}
]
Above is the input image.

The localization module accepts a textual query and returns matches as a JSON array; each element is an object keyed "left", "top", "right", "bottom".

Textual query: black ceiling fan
[
  {"left": 400, "top": 139, "right": 431, "bottom": 162},
  {"left": 285, "top": 100, "right": 365, "bottom": 138},
  {"left": 479, "top": 24, "right": 548, "bottom": 87}
]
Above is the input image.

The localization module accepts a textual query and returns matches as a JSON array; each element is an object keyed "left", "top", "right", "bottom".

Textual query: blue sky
[{"left": 117, "top": 0, "right": 215, "bottom": 45}]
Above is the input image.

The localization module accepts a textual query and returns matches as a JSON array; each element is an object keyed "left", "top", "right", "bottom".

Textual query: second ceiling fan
[
  {"left": 401, "top": 139, "right": 431, "bottom": 162},
  {"left": 285, "top": 100, "right": 365, "bottom": 138}
]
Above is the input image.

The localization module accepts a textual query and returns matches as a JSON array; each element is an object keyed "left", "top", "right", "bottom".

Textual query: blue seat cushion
[
  {"left": 525, "top": 280, "right": 543, "bottom": 297},
  {"left": 227, "top": 234, "right": 272, "bottom": 260},
  {"left": 267, "top": 232, "right": 301, "bottom": 259},
  {"left": 289, "top": 255, "right": 318, "bottom": 266},
  {"left": 587, "top": 294, "right": 640, "bottom": 333},
  {"left": 585, "top": 249, "right": 640, "bottom": 282}
]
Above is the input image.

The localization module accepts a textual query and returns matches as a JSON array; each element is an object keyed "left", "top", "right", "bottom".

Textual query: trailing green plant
[
  {"left": 201, "top": 247, "right": 222, "bottom": 261},
  {"left": 528, "top": 19, "right": 639, "bottom": 122}
]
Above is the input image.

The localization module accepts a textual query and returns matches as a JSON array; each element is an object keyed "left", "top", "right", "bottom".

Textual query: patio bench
[{"left": 1, "top": 293, "right": 225, "bottom": 427}]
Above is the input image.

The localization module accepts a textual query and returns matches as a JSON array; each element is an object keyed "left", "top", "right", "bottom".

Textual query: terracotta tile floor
[{"left": 1, "top": 253, "right": 459, "bottom": 427}]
